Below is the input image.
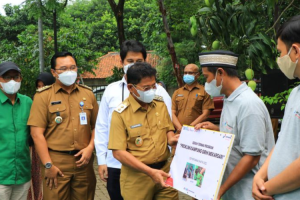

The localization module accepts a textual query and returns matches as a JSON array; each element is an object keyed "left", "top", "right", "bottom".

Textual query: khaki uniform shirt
[
  {"left": 108, "top": 94, "right": 174, "bottom": 164},
  {"left": 172, "top": 83, "right": 214, "bottom": 125},
  {"left": 27, "top": 82, "right": 98, "bottom": 151}
]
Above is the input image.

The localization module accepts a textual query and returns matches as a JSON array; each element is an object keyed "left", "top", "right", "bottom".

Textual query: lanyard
[{"left": 122, "top": 82, "right": 125, "bottom": 101}]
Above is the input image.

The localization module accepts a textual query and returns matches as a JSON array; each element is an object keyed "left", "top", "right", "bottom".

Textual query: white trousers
[{"left": 0, "top": 180, "right": 31, "bottom": 200}]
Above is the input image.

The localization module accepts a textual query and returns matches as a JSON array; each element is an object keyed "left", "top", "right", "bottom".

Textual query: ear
[
  {"left": 51, "top": 69, "right": 57, "bottom": 78},
  {"left": 217, "top": 68, "right": 225, "bottom": 76},
  {"left": 293, "top": 44, "right": 300, "bottom": 57},
  {"left": 127, "top": 84, "right": 134, "bottom": 92}
]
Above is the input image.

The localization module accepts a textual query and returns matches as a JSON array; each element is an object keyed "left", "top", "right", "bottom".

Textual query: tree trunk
[
  {"left": 158, "top": 0, "right": 183, "bottom": 88},
  {"left": 107, "top": 0, "right": 126, "bottom": 48},
  {"left": 38, "top": 17, "right": 45, "bottom": 72},
  {"left": 53, "top": 9, "right": 58, "bottom": 53}
]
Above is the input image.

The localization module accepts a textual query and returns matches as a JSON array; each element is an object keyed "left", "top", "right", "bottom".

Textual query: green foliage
[{"left": 105, "top": 67, "right": 124, "bottom": 84}]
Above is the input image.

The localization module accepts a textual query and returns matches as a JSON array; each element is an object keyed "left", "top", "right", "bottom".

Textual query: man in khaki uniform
[
  {"left": 172, "top": 64, "right": 214, "bottom": 133},
  {"left": 108, "top": 62, "right": 179, "bottom": 200},
  {"left": 28, "top": 51, "right": 98, "bottom": 200}
]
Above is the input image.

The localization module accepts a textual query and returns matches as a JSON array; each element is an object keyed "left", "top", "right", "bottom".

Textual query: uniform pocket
[{"left": 175, "top": 96, "right": 185, "bottom": 111}]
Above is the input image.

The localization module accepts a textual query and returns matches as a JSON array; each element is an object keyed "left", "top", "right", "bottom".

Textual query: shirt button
[
  {"left": 72, "top": 117, "right": 75, "bottom": 120},
  {"left": 74, "top": 129, "right": 77, "bottom": 131}
]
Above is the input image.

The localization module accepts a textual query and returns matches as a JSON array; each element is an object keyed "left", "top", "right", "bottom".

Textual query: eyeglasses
[
  {"left": 1, "top": 75, "right": 21, "bottom": 81},
  {"left": 133, "top": 84, "right": 157, "bottom": 91},
  {"left": 184, "top": 72, "right": 199, "bottom": 75},
  {"left": 55, "top": 66, "right": 77, "bottom": 72}
]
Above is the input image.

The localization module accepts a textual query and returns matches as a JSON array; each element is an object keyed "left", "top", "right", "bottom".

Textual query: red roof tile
[{"left": 82, "top": 51, "right": 160, "bottom": 79}]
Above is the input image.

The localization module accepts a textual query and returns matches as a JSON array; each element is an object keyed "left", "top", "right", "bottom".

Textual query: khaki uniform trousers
[
  {"left": 41, "top": 151, "right": 96, "bottom": 200},
  {"left": 120, "top": 160, "right": 178, "bottom": 200}
]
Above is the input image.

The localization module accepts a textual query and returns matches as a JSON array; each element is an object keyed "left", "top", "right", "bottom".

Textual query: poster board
[{"left": 166, "top": 125, "right": 235, "bottom": 200}]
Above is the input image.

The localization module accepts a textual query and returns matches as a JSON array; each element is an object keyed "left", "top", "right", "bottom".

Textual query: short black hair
[
  {"left": 206, "top": 66, "right": 238, "bottom": 77},
  {"left": 120, "top": 40, "right": 147, "bottom": 62},
  {"left": 50, "top": 51, "right": 77, "bottom": 69},
  {"left": 276, "top": 15, "right": 300, "bottom": 50},
  {"left": 127, "top": 62, "right": 156, "bottom": 85}
]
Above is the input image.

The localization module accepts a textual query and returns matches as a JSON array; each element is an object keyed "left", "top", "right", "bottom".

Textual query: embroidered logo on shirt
[
  {"left": 130, "top": 124, "right": 142, "bottom": 129},
  {"left": 294, "top": 111, "right": 300, "bottom": 119},
  {"left": 224, "top": 121, "right": 233, "bottom": 131}
]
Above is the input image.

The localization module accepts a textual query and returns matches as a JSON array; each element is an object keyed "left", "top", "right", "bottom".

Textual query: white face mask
[
  {"left": 123, "top": 63, "right": 134, "bottom": 74},
  {"left": 277, "top": 47, "right": 299, "bottom": 80},
  {"left": 0, "top": 80, "right": 21, "bottom": 94},
  {"left": 204, "top": 72, "right": 223, "bottom": 97},
  {"left": 132, "top": 86, "right": 156, "bottom": 103},
  {"left": 57, "top": 71, "right": 77, "bottom": 86}
]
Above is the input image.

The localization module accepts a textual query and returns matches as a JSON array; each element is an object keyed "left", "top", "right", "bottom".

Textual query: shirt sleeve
[
  {"left": 156, "top": 85, "right": 172, "bottom": 119},
  {"left": 27, "top": 93, "right": 48, "bottom": 128},
  {"left": 108, "top": 111, "right": 127, "bottom": 151},
  {"left": 171, "top": 89, "right": 178, "bottom": 111},
  {"left": 94, "top": 89, "right": 110, "bottom": 165},
  {"left": 202, "top": 90, "right": 215, "bottom": 110},
  {"left": 238, "top": 114, "right": 265, "bottom": 156}
]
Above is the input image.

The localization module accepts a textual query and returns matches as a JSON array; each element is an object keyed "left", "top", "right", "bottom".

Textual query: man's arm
[
  {"left": 190, "top": 109, "right": 211, "bottom": 126},
  {"left": 172, "top": 110, "right": 182, "bottom": 132},
  {"left": 252, "top": 148, "right": 274, "bottom": 200},
  {"left": 112, "top": 150, "right": 170, "bottom": 187},
  {"left": 263, "top": 156, "right": 300, "bottom": 196},
  {"left": 218, "top": 154, "right": 261, "bottom": 199},
  {"left": 31, "top": 126, "right": 64, "bottom": 189},
  {"left": 156, "top": 84, "right": 172, "bottom": 119},
  {"left": 94, "top": 89, "right": 110, "bottom": 181}
]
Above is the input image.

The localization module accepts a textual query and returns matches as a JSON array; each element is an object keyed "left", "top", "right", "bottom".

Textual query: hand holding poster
[{"left": 166, "top": 125, "right": 235, "bottom": 200}]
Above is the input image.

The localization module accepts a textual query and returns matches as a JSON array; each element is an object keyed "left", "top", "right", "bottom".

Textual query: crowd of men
[{"left": 0, "top": 15, "right": 299, "bottom": 200}]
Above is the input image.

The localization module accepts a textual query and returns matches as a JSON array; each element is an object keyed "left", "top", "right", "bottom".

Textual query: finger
[
  {"left": 74, "top": 150, "right": 83, "bottom": 157},
  {"left": 75, "top": 156, "right": 85, "bottom": 164},
  {"left": 54, "top": 177, "right": 58, "bottom": 189},
  {"left": 46, "top": 178, "right": 50, "bottom": 186},
  {"left": 49, "top": 178, "right": 53, "bottom": 190},
  {"left": 76, "top": 160, "right": 86, "bottom": 167},
  {"left": 160, "top": 170, "right": 170, "bottom": 178},
  {"left": 57, "top": 169, "right": 64, "bottom": 177}
]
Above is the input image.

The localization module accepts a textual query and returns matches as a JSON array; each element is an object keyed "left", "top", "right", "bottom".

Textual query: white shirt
[{"left": 94, "top": 77, "right": 172, "bottom": 167}]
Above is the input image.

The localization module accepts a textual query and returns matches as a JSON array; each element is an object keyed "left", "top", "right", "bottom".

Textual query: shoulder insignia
[
  {"left": 114, "top": 102, "right": 128, "bottom": 113},
  {"left": 153, "top": 95, "right": 164, "bottom": 102},
  {"left": 36, "top": 85, "right": 52, "bottom": 93},
  {"left": 78, "top": 84, "right": 92, "bottom": 91}
]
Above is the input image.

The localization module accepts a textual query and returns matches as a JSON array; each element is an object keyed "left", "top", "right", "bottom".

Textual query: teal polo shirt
[{"left": 0, "top": 89, "right": 32, "bottom": 185}]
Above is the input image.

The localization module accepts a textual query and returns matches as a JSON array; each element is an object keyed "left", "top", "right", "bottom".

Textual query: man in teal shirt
[{"left": 0, "top": 62, "right": 32, "bottom": 200}]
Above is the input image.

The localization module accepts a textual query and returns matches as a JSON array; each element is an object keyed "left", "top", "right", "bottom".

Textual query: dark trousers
[{"left": 107, "top": 167, "right": 123, "bottom": 200}]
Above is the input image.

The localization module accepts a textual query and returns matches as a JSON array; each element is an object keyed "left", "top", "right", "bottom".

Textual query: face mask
[
  {"left": 0, "top": 80, "right": 21, "bottom": 94},
  {"left": 132, "top": 86, "right": 156, "bottom": 103},
  {"left": 58, "top": 71, "right": 77, "bottom": 86},
  {"left": 204, "top": 72, "right": 223, "bottom": 97},
  {"left": 183, "top": 74, "right": 195, "bottom": 85},
  {"left": 277, "top": 47, "right": 299, "bottom": 80},
  {"left": 123, "top": 63, "right": 134, "bottom": 74}
]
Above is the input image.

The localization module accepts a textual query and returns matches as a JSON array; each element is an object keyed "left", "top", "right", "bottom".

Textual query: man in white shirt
[{"left": 94, "top": 40, "right": 172, "bottom": 200}]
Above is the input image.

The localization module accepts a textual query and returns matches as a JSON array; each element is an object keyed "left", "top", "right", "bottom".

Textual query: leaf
[
  {"left": 258, "top": 33, "right": 273, "bottom": 47},
  {"left": 246, "top": 19, "right": 257, "bottom": 36},
  {"left": 209, "top": 18, "right": 222, "bottom": 36},
  {"left": 198, "top": 7, "right": 212, "bottom": 14}
]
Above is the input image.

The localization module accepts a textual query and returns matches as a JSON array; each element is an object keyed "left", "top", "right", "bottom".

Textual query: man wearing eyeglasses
[
  {"left": 27, "top": 51, "right": 98, "bottom": 200},
  {"left": 172, "top": 64, "right": 214, "bottom": 133},
  {"left": 0, "top": 62, "right": 32, "bottom": 200},
  {"left": 108, "top": 62, "right": 179, "bottom": 200}
]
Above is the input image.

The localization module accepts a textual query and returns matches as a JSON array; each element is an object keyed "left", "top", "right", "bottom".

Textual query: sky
[{"left": 0, "top": 0, "right": 25, "bottom": 16}]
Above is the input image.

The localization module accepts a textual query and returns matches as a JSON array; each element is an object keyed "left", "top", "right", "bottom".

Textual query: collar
[
  {"left": 118, "top": 76, "right": 127, "bottom": 87},
  {"left": 54, "top": 81, "right": 78, "bottom": 94},
  {"left": 0, "top": 89, "right": 20, "bottom": 104},
  {"left": 183, "top": 82, "right": 201, "bottom": 90},
  {"left": 128, "top": 94, "right": 156, "bottom": 113},
  {"left": 225, "top": 82, "right": 248, "bottom": 102}
]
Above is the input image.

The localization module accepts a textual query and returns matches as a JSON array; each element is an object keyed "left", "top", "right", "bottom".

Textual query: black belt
[
  {"left": 147, "top": 160, "right": 166, "bottom": 169},
  {"left": 48, "top": 148, "right": 80, "bottom": 155}
]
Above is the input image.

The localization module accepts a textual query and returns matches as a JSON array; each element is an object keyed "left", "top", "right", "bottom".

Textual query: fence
[{"left": 90, "top": 85, "right": 107, "bottom": 104}]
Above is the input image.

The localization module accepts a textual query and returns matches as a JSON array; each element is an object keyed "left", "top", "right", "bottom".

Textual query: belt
[
  {"left": 147, "top": 160, "right": 166, "bottom": 170},
  {"left": 48, "top": 148, "right": 80, "bottom": 155}
]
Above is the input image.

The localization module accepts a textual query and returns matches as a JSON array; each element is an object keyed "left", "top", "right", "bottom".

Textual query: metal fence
[{"left": 90, "top": 85, "right": 107, "bottom": 104}]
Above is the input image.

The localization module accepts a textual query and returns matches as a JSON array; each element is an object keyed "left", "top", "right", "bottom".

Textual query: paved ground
[{"left": 93, "top": 159, "right": 191, "bottom": 200}]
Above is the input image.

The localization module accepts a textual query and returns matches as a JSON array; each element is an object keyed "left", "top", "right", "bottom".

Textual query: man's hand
[
  {"left": 168, "top": 134, "right": 180, "bottom": 146},
  {"left": 75, "top": 145, "right": 94, "bottom": 167},
  {"left": 44, "top": 165, "right": 64, "bottom": 189},
  {"left": 194, "top": 121, "right": 219, "bottom": 131},
  {"left": 252, "top": 177, "right": 274, "bottom": 200},
  {"left": 98, "top": 164, "right": 108, "bottom": 182},
  {"left": 148, "top": 168, "right": 170, "bottom": 187}
]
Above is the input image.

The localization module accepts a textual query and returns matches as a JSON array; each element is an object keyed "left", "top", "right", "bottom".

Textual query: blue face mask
[{"left": 183, "top": 74, "right": 195, "bottom": 85}]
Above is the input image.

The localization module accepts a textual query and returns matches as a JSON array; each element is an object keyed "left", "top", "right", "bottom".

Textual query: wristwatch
[{"left": 45, "top": 162, "right": 52, "bottom": 169}]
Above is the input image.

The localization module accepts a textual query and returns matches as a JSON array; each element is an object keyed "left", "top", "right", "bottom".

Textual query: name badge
[
  {"left": 130, "top": 124, "right": 142, "bottom": 129},
  {"left": 177, "top": 94, "right": 183, "bottom": 97},
  {"left": 79, "top": 112, "right": 87, "bottom": 125}
]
